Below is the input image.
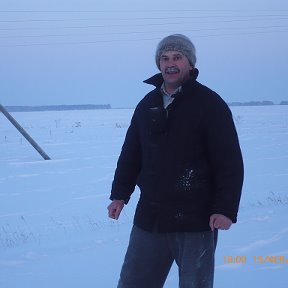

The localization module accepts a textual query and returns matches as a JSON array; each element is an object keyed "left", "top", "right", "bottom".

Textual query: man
[{"left": 108, "top": 34, "right": 244, "bottom": 288}]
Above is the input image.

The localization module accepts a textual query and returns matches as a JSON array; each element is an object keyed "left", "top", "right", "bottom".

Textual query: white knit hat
[{"left": 155, "top": 34, "right": 197, "bottom": 69}]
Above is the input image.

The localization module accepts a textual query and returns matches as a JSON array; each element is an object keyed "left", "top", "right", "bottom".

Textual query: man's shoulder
[{"left": 193, "top": 81, "right": 229, "bottom": 109}]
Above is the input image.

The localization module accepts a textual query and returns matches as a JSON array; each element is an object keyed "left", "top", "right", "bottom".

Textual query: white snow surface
[{"left": 0, "top": 106, "right": 287, "bottom": 288}]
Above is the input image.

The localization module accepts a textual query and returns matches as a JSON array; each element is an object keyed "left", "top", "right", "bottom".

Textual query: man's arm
[
  {"left": 204, "top": 97, "right": 244, "bottom": 223},
  {"left": 109, "top": 107, "right": 142, "bottom": 217}
]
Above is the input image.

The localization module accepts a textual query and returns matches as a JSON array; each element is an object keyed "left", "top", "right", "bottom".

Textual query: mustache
[{"left": 165, "top": 67, "right": 180, "bottom": 73}]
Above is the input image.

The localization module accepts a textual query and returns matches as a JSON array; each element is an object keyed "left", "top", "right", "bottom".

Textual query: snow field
[{"left": 0, "top": 106, "right": 287, "bottom": 287}]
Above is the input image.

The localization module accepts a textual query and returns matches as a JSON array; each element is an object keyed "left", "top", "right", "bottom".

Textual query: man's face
[{"left": 159, "top": 50, "right": 193, "bottom": 92}]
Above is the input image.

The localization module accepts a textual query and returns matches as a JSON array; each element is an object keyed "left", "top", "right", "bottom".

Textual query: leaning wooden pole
[{"left": 0, "top": 104, "right": 51, "bottom": 160}]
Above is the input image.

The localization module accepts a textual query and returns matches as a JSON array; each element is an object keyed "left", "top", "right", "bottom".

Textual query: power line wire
[
  {"left": 0, "top": 29, "right": 287, "bottom": 48},
  {"left": 1, "top": 24, "right": 287, "bottom": 39},
  {"left": 1, "top": 14, "right": 288, "bottom": 23},
  {"left": 0, "top": 16, "right": 287, "bottom": 31},
  {"left": 1, "top": 9, "right": 288, "bottom": 13}
]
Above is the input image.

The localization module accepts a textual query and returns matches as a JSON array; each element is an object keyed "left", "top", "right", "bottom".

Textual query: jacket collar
[{"left": 143, "top": 68, "right": 199, "bottom": 89}]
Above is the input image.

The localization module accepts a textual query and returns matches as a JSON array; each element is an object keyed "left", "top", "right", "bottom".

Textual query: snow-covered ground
[{"left": 0, "top": 106, "right": 287, "bottom": 288}]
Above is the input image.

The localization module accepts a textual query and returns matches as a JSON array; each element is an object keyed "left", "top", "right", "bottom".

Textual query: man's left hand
[{"left": 209, "top": 214, "right": 232, "bottom": 231}]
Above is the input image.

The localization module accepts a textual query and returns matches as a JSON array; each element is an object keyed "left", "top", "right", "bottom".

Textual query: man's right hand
[{"left": 107, "top": 200, "right": 125, "bottom": 220}]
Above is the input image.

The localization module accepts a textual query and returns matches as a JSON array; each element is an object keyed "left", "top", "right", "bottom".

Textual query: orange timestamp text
[{"left": 224, "top": 255, "right": 288, "bottom": 264}]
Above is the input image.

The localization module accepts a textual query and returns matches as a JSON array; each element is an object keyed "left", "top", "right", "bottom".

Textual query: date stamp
[{"left": 224, "top": 255, "right": 288, "bottom": 264}]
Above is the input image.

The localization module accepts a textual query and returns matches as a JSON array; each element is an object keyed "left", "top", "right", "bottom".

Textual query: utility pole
[{"left": 0, "top": 104, "right": 51, "bottom": 160}]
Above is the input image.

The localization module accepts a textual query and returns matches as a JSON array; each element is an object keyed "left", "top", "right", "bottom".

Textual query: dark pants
[{"left": 118, "top": 225, "right": 218, "bottom": 288}]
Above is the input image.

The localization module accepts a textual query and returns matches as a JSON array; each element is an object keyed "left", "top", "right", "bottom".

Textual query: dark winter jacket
[{"left": 110, "top": 69, "right": 244, "bottom": 232}]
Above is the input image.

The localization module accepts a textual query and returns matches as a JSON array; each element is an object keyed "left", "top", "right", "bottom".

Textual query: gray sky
[{"left": 0, "top": 0, "right": 288, "bottom": 108}]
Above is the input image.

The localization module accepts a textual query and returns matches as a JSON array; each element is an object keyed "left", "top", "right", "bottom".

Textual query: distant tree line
[
  {"left": 3, "top": 101, "right": 288, "bottom": 112},
  {"left": 5, "top": 104, "right": 111, "bottom": 112},
  {"left": 228, "top": 101, "right": 288, "bottom": 106}
]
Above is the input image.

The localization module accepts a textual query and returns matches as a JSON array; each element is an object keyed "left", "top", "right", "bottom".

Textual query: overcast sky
[{"left": 0, "top": 0, "right": 288, "bottom": 108}]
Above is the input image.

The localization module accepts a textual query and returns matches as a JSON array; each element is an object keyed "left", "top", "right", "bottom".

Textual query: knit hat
[{"left": 155, "top": 34, "right": 196, "bottom": 70}]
